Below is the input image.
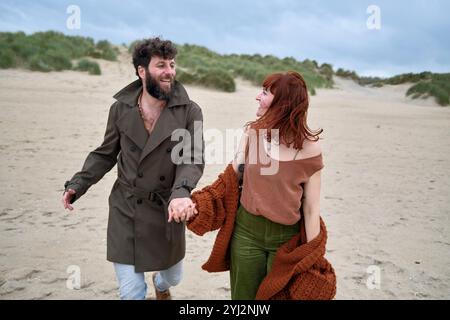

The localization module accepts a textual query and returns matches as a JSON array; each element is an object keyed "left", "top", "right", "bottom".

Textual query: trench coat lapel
[
  {"left": 138, "top": 81, "right": 190, "bottom": 163},
  {"left": 116, "top": 107, "right": 148, "bottom": 150},
  {"left": 139, "top": 107, "right": 180, "bottom": 163}
]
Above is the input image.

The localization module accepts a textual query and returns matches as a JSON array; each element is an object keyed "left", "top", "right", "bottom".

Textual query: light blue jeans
[{"left": 113, "top": 260, "right": 183, "bottom": 300}]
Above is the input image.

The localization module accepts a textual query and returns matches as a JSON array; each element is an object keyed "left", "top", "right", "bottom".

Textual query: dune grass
[
  {"left": 406, "top": 74, "right": 450, "bottom": 106},
  {"left": 0, "top": 31, "right": 117, "bottom": 74},
  {"left": 173, "top": 44, "right": 333, "bottom": 93},
  {"left": 6, "top": 31, "right": 446, "bottom": 104},
  {"left": 74, "top": 58, "right": 102, "bottom": 75},
  {"left": 335, "top": 68, "right": 450, "bottom": 106}
]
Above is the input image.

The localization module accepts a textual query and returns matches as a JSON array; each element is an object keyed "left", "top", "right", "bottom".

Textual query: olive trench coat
[{"left": 65, "top": 79, "right": 204, "bottom": 272}]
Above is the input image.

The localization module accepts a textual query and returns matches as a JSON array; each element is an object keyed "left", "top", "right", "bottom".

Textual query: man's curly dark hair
[{"left": 132, "top": 37, "right": 177, "bottom": 77}]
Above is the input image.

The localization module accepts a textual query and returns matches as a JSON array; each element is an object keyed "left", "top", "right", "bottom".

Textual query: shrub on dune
[
  {"left": 0, "top": 48, "right": 16, "bottom": 69},
  {"left": 176, "top": 67, "right": 235, "bottom": 92},
  {"left": 75, "top": 59, "right": 101, "bottom": 75},
  {"left": 28, "top": 55, "right": 52, "bottom": 72},
  {"left": 407, "top": 79, "right": 450, "bottom": 106},
  {"left": 196, "top": 67, "right": 236, "bottom": 92}
]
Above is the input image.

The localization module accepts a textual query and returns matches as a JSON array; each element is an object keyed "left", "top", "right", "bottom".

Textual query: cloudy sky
[{"left": 1, "top": 0, "right": 449, "bottom": 77}]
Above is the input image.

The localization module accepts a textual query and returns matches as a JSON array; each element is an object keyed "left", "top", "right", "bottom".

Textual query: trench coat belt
[{"left": 116, "top": 178, "right": 174, "bottom": 241}]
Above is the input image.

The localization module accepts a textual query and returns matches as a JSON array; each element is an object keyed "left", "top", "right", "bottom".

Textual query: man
[{"left": 62, "top": 37, "right": 204, "bottom": 300}]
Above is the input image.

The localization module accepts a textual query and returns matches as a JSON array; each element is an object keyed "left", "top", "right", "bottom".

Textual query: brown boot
[{"left": 152, "top": 272, "right": 171, "bottom": 300}]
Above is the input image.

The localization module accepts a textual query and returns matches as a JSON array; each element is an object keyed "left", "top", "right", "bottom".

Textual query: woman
[{"left": 229, "top": 71, "right": 324, "bottom": 299}]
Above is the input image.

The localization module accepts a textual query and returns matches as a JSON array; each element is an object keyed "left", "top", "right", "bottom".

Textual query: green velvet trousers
[{"left": 230, "top": 205, "right": 299, "bottom": 300}]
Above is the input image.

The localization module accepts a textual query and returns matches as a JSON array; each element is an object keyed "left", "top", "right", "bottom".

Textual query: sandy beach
[{"left": 0, "top": 50, "right": 449, "bottom": 300}]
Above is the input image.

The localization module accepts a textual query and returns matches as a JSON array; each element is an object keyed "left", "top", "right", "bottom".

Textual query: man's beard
[{"left": 145, "top": 70, "right": 175, "bottom": 102}]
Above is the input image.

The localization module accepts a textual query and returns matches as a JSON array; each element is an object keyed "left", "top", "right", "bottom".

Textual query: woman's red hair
[{"left": 249, "top": 71, "right": 323, "bottom": 149}]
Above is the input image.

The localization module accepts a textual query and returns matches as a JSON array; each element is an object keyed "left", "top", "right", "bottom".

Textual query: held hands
[
  {"left": 62, "top": 189, "right": 76, "bottom": 211},
  {"left": 168, "top": 197, "right": 198, "bottom": 223}
]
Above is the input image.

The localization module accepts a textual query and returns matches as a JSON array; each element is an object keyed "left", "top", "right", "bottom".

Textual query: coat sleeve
[
  {"left": 64, "top": 102, "right": 121, "bottom": 203},
  {"left": 169, "top": 101, "right": 205, "bottom": 203}
]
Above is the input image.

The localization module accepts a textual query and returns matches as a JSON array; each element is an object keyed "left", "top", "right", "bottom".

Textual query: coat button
[
  {"left": 138, "top": 173, "right": 143, "bottom": 178},
  {"left": 130, "top": 145, "right": 137, "bottom": 152},
  {"left": 133, "top": 181, "right": 137, "bottom": 187},
  {"left": 137, "top": 199, "right": 143, "bottom": 204},
  {"left": 157, "top": 199, "right": 163, "bottom": 206},
  {"left": 166, "top": 147, "right": 172, "bottom": 153},
  {"left": 159, "top": 176, "right": 165, "bottom": 181}
]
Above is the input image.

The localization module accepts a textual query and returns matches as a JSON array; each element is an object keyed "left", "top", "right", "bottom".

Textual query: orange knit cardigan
[{"left": 188, "top": 163, "right": 337, "bottom": 300}]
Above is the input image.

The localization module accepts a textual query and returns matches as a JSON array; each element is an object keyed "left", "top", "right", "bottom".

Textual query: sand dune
[{"left": 0, "top": 52, "right": 449, "bottom": 299}]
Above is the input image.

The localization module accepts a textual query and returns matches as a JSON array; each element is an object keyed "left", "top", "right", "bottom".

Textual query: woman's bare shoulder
[{"left": 301, "top": 138, "right": 322, "bottom": 158}]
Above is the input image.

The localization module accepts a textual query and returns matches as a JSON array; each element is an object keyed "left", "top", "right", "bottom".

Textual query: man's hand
[
  {"left": 62, "top": 189, "right": 76, "bottom": 211},
  {"left": 168, "top": 197, "right": 198, "bottom": 223}
]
